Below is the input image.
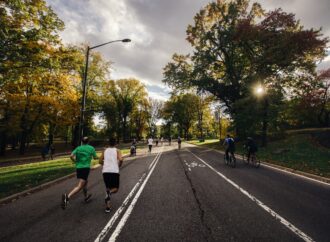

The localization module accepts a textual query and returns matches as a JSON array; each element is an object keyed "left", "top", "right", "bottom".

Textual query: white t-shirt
[
  {"left": 148, "top": 138, "right": 153, "bottom": 145},
  {"left": 102, "top": 147, "right": 119, "bottom": 173}
]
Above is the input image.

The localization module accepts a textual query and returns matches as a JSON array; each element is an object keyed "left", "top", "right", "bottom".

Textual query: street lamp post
[{"left": 78, "top": 38, "right": 131, "bottom": 145}]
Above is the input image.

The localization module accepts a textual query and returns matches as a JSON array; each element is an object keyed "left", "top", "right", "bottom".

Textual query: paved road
[{"left": 0, "top": 143, "right": 329, "bottom": 242}]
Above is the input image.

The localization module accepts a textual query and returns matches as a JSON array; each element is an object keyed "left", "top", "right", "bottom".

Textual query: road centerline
[
  {"left": 94, "top": 152, "right": 161, "bottom": 242},
  {"left": 108, "top": 149, "right": 163, "bottom": 242}
]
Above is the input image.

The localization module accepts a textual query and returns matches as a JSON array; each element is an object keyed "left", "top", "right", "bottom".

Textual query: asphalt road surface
[{"left": 0, "top": 143, "right": 329, "bottom": 242}]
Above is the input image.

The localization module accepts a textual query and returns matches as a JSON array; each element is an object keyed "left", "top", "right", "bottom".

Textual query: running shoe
[
  {"left": 105, "top": 207, "right": 111, "bottom": 213},
  {"left": 84, "top": 194, "right": 92, "bottom": 203},
  {"left": 61, "top": 193, "right": 68, "bottom": 209}
]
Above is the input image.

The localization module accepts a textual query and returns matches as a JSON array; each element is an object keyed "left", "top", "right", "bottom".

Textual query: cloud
[{"left": 47, "top": 0, "right": 330, "bottom": 101}]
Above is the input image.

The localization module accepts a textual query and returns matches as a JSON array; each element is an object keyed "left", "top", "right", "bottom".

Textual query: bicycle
[
  {"left": 224, "top": 152, "right": 236, "bottom": 168},
  {"left": 242, "top": 151, "right": 260, "bottom": 168}
]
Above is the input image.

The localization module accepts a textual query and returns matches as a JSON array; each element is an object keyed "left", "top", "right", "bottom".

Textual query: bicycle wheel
[
  {"left": 230, "top": 155, "right": 236, "bottom": 168},
  {"left": 252, "top": 155, "right": 260, "bottom": 168},
  {"left": 242, "top": 153, "right": 249, "bottom": 165}
]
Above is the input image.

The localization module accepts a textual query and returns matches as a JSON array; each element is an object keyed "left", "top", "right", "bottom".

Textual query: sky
[{"left": 46, "top": 0, "right": 330, "bottom": 101}]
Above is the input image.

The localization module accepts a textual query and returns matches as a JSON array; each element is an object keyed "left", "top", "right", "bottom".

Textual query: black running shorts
[
  {"left": 103, "top": 173, "right": 120, "bottom": 189},
  {"left": 76, "top": 168, "right": 90, "bottom": 181}
]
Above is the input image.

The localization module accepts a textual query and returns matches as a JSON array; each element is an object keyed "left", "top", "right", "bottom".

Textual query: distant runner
[
  {"left": 61, "top": 137, "right": 97, "bottom": 209},
  {"left": 99, "top": 138, "right": 123, "bottom": 213},
  {"left": 148, "top": 137, "right": 153, "bottom": 153}
]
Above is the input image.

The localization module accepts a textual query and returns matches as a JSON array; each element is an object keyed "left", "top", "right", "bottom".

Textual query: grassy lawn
[
  {"left": 188, "top": 135, "right": 330, "bottom": 178},
  {"left": 0, "top": 149, "right": 130, "bottom": 199}
]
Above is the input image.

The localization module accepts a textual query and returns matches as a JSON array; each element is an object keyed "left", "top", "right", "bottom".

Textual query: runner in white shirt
[
  {"left": 99, "top": 138, "right": 123, "bottom": 213},
  {"left": 147, "top": 137, "right": 153, "bottom": 153}
]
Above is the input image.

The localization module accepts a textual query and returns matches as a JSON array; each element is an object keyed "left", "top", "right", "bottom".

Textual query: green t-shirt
[{"left": 72, "top": 144, "right": 97, "bottom": 169}]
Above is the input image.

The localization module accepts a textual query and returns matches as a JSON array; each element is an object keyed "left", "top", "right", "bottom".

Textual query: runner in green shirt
[{"left": 61, "top": 137, "right": 98, "bottom": 209}]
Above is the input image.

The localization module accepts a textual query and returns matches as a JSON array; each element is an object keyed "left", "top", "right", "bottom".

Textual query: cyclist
[
  {"left": 223, "top": 134, "right": 235, "bottom": 162},
  {"left": 245, "top": 137, "right": 258, "bottom": 162}
]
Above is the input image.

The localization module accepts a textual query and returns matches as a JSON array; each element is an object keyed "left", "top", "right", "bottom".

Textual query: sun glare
[{"left": 255, "top": 85, "right": 265, "bottom": 96}]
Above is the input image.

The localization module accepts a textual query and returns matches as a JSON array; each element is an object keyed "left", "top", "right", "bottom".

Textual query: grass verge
[
  {"left": 188, "top": 135, "right": 330, "bottom": 178},
  {"left": 0, "top": 149, "right": 130, "bottom": 199}
]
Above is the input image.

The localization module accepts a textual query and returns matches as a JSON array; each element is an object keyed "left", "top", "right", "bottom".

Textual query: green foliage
[
  {"left": 100, "top": 78, "right": 149, "bottom": 141},
  {"left": 163, "top": 0, "right": 328, "bottom": 141}
]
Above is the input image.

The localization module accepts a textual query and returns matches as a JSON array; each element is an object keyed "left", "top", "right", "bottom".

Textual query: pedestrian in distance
[
  {"left": 155, "top": 137, "right": 159, "bottom": 146},
  {"left": 61, "top": 137, "right": 98, "bottom": 209},
  {"left": 160, "top": 137, "right": 164, "bottom": 146},
  {"left": 49, "top": 143, "right": 55, "bottom": 160},
  {"left": 130, "top": 138, "right": 137, "bottom": 156},
  {"left": 99, "top": 138, "right": 123, "bottom": 213},
  {"left": 148, "top": 137, "right": 153, "bottom": 153},
  {"left": 41, "top": 144, "right": 49, "bottom": 161},
  {"left": 178, "top": 136, "right": 182, "bottom": 149}
]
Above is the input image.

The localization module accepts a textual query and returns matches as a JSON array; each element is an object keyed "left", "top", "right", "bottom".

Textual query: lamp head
[{"left": 122, "top": 38, "right": 131, "bottom": 43}]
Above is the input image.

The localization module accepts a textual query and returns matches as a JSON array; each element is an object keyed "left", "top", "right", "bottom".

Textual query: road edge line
[
  {"left": 188, "top": 150, "right": 315, "bottom": 242},
  {"left": 189, "top": 143, "right": 330, "bottom": 185}
]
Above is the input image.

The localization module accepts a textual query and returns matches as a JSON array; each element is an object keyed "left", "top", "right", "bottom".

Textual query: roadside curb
[
  {"left": 189, "top": 143, "right": 330, "bottom": 185},
  {"left": 260, "top": 162, "right": 330, "bottom": 184}
]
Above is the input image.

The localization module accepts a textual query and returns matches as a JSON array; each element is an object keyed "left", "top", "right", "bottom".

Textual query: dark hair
[
  {"left": 109, "top": 138, "right": 116, "bottom": 147},
  {"left": 82, "top": 137, "right": 89, "bottom": 144}
]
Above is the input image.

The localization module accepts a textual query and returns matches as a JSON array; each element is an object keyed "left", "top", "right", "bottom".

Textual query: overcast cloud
[{"left": 46, "top": 0, "right": 330, "bottom": 100}]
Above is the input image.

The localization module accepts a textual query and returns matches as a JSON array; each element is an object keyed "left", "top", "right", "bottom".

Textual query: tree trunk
[
  {"left": 0, "top": 131, "right": 7, "bottom": 156},
  {"left": 261, "top": 97, "right": 269, "bottom": 147},
  {"left": 19, "top": 130, "right": 28, "bottom": 154},
  {"left": 48, "top": 123, "right": 54, "bottom": 145},
  {"left": 123, "top": 116, "right": 127, "bottom": 142},
  {"left": 72, "top": 124, "right": 80, "bottom": 148}
]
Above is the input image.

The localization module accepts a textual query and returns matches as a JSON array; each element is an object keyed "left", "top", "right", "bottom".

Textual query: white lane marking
[
  {"left": 196, "top": 146, "right": 329, "bottom": 186},
  {"left": 108, "top": 150, "right": 163, "bottom": 242},
  {"left": 261, "top": 163, "right": 330, "bottom": 186},
  {"left": 188, "top": 150, "right": 315, "bottom": 242},
  {"left": 94, "top": 152, "right": 161, "bottom": 242},
  {"left": 184, "top": 160, "right": 206, "bottom": 170}
]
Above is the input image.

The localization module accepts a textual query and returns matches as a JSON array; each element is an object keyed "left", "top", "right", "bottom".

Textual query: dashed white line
[{"left": 188, "top": 150, "right": 315, "bottom": 242}]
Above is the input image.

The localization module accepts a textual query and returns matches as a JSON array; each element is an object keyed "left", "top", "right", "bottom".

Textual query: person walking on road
[
  {"left": 61, "top": 137, "right": 97, "bottom": 209},
  {"left": 99, "top": 138, "right": 123, "bottom": 213},
  {"left": 178, "top": 136, "right": 182, "bottom": 149},
  {"left": 155, "top": 137, "right": 159, "bottom": 146},
  {"left": 160, "top": 137, "right": 164, "bottom": 146},
  {"left": 148, "top": 137, "right": 153, "bottom": 153},
  {"left": 41, "top": 144, "right": 49, "bottom": 161}
]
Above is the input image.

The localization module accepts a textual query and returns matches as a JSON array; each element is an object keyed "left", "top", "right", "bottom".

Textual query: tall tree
[
  {"left": 101, "top": 78, "right": 148, "bottom": 142},
  {"left": 163, "top": 0, "right": 328, "bottom": 145}
]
